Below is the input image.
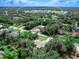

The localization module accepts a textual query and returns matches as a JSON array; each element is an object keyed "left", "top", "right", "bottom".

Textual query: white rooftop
[{"left": 0, "top": 25, "right": 3, "bottom": 28}]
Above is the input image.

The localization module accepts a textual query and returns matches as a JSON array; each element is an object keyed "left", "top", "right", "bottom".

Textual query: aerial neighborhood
[{"left": 0, "top": 7, "right": 79, "bottom": 59}]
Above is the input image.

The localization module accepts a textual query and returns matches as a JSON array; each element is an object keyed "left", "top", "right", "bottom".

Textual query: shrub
[
  {"left": 27, "top": 32, "right": 38, "bottom": 40},
  {"left": 3, "top": 46, "right": 18, "bottom": 59}
]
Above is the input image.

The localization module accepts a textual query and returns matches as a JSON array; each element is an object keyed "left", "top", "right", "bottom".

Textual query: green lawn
[
  {"left": 57, "top": 35, "right": 79, "bottom": 44},
  {"left": 57, "top": 35, "right": 68, "bottom": 42},
  {"left": 74, "top": 38, "right": 79, "bottom": 44},
  {"left": 37, "top": 35, "right": 48, "bottom": 40}
]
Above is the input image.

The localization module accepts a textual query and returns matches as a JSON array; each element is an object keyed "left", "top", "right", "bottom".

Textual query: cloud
[
  {"left": 46, "top": 0, "right": 79, "bottom": 7},
  {"left": 0, "top": 0, "right": 79, "bottom": 7}
]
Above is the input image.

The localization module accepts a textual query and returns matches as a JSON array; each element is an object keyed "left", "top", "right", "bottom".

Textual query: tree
[
  {"left": 27, "top": 32, "right": 38, "bottom": 40},
  {"left": 64, "top": 35, "right": 74, "bottom": 57}
]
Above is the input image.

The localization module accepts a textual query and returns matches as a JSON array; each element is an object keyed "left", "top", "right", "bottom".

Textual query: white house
[
  {"left": 33, "top": 37, "right": 53, "bottom": 48},
  {"left": 32, "top": 25, "right": 45, "bottom": 33}
]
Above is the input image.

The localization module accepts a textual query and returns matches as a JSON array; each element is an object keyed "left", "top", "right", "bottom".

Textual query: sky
[{"left": 0, "top": 0, "right": 79, "bottom": 7}]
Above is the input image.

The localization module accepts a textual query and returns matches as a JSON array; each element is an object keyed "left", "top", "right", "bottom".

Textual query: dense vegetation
[{"left": 0, "top": 8, "right": 79, "bottom": 59}]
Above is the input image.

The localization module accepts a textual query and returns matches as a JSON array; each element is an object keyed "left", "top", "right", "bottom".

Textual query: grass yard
[
  {"left": 37, "top": 35, "right": 48, "bottom": 40},
  {"left": 57, "top": 35, "right": 67, "bottom": 42},
  {"left": 57, "top": 35, "right": 79, "bottom": 44},
  {"left": 74, "top": 38, "right": 79, "bottom": 44}
]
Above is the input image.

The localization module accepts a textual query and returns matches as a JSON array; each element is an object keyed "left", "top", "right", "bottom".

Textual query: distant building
[
  {"left": 4, "top": 11, "right": 8, "bottom": 16},
  {"left": 48, "top": 10, "right": 68, "bottom": 15},
  {"left": 13, "top": 16, "right": 20, "bottom": 20},
  {"left": 31, "top": 10, "right": 49, "bottom": 13},
  {"left": 52, "top": 15, "right": 58, "bottom": 19},
  {"left": 0, "top": 51, "right": 4, "bottom": 57},
  {"left": 13, "top": 16, "right": 23, "bottom": 20},
  {"left": 23, "top": 10, "right": 50, "bottom": 13}
]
